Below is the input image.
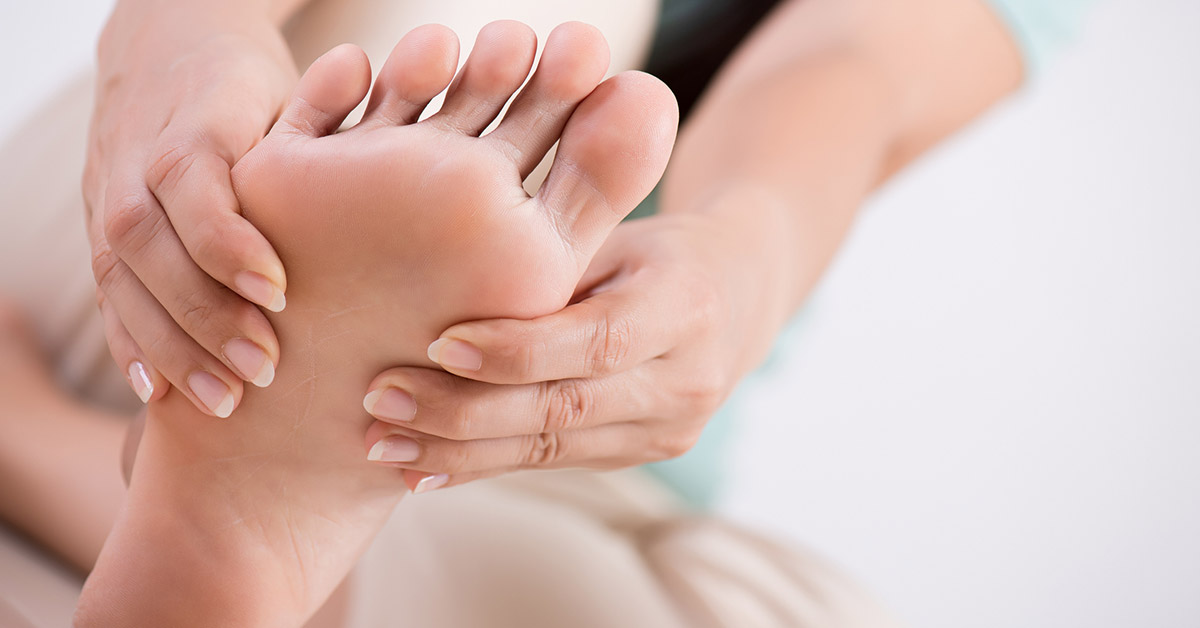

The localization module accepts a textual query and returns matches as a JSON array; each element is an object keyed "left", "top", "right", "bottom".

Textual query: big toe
[
  {"left": 276, "top": 44, "right": 372, "bottom": 138},
  {"left": 535, "top": 71, "right": 679, "bottom": 261}
]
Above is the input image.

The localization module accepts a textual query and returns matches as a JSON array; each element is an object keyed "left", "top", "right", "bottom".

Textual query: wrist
[
  {"left": 98, "top": 2, "right": 291, "bottom": 74},
  {"left": 659, "top": 188, "right": 801, "bottom": 372}
]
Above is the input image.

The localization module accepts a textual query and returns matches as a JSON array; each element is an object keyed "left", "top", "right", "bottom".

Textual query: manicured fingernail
[
  {"left": 234, "top": 271, "right": 286, "bottom": 313},
  {"left": 188, "top": 371, "right": 235, "bottom": 418},
  {"left": 128, "top": 361, "right": 153, "bottom": 403},
  {"left": 414, "top": 473, "right": 449, "bottom": 494},
  {"left": 224, "top": 338, "right": 275, "bottom": 388},
  {"left": 363, "top": 388, "right": 416, "bottom": 422},
  {"left": 427, "top": 338, "right": 482, "bottom": 371},
  {"left": 366, "top": 436, "right": 420, "bottom": 463}
]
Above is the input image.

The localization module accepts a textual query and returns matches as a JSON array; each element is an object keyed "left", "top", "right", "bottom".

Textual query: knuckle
[
  {"left": 683, "top": 367, "right": 729, "bottom": 414},
  {"left": 103, "top": 192, "right": 162, "bottom": 255},
  {"left": 523, "top": 432, "right": 565, "bottom": 467},
  {"left": 138, "top": 326, "right": 180, "bottom": 369},
  {"left": 586, "top": 312, "right": 634, "bottom": 377},
  {"left": 177, "top": 297, "right": 220, "bottom": 339},
  {"left": 543, "top": 381, "right": 591, "bottom": 433},
  {"left": 686, "top": 271, "right": 727, "bottom": 333},
  {"left": 188, "top": 213, "right": 236, "bottom": 267},
  {"left": 90, "top": 244, "right": 124, "bottom": 294},
  {"left": 146, "top": 141, "right": 201, "bottom": 195},
  {"left": 435, "top": 441, "right": 473, "bottom": 474},
  {"left": 489, "top": 335, "right": 540, "bottom": 382},
  {"left": 442, "top": 399, "right": 478, "bottom": 441},
  {"left": 658, "top": 427, "right": 703, "bottom": 460}
]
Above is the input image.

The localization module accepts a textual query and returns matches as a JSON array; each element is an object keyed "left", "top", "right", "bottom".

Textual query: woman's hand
[
  {"left": 362, "top": 207, "right": 797, "bottom": 491},
  {"left": 85, "top": 5, "right": 297, "bottom": 416}
]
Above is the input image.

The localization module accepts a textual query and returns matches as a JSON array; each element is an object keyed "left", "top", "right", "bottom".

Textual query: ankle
[{"left": 77, "top": 500, "right": 305, "bottom": 628}]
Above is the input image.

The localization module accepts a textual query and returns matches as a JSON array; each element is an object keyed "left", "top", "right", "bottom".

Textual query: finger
[
  {"left": 364, "top": 420, "right": 686, "bottom": 476},
  {"left": 90, "top": 226, "right": 244, "bottom": 418},
  {"left": 145, "top": 138, "right": 287, "bottom": 313},
  {"left": 426, "top": 268, "right": 706, "bottom": 384},
  {"left": 103, "top": 171, "right": 279, "bottom": 389},
  {"left": 363, "top": 366, "right": 659, "bottom": 440},
  {"left": 403, "top": 471, "right": 453, "bottom": 494},
  {"left": 98, "top": 292, "right": 167, "bottom": 403}
]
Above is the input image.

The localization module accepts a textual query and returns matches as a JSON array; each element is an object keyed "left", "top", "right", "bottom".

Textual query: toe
[
  {"left": 429, "top": 21, "right": 537, "bottom": 136},
  {"left": 276, "top": 44, "right": 372, "bottom": 137},
  {"left": 485, "top": 22, "right": 611, "bottom": 178},
  {"left": 362, "top": 24, "right": 460, "bottom": 126},
  {"left": 536, "top": 71, "right": 679, "bottom": 261}
]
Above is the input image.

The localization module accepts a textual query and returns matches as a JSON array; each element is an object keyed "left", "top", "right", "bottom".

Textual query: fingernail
[
  {"left": 427, "top": 338, "right": 483, "bottom": 371},
  {"left": 414, "top": 473, "right": 449, "bottom": 494},
  {"left": 188, "top": 371, "right": 235, "bottom": 418},
  {"left": 234, "top": 271, "right": 286, "bottom": 313},
  {"left": 128, "top": 361, "right": 153, "bottom": 403},
  {"left": 363, "top": 388, "right": 416, "bottom": 422},
  {"left": 366, "top": 436, "right": 421, "bottom": 463},
  {"left": 224, "top": 338, "right": 275, "bottom": 388}
]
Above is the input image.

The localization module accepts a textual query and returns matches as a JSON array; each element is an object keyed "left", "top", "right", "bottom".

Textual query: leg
[
  {"left": 0, "top": 303, "right": 127, "bottom": 574},
  {"left": 77, "top": 23, "right": 677, "bottom": 627}
]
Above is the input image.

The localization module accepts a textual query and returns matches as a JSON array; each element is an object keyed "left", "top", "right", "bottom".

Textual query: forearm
[
  {"left": 98, "top": 0, "right": 312, "bottom": 72},
  {"left": 105, "top": 0, "right": 311, "bottom": 34},
  {"left": 660, "top": 0, "right": 1022, "bottom": 357}
]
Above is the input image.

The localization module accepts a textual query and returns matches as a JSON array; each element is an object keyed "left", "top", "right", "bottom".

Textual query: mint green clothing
[
  {"left": 985, "top": 0, "right": 1102, "bottom": 75},
  {"left": 644, "top": 0, "right": 1102, "bottom": 508}
]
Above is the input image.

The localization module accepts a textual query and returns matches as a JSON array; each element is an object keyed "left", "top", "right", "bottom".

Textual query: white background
[{"left": 1, "top": 1, "right": 1197, "bottom": 627}]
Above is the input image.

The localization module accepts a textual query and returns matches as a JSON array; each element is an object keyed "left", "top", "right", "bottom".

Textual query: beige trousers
[{"left": 0, "top": 1, "right": 900, "bottom": 626}]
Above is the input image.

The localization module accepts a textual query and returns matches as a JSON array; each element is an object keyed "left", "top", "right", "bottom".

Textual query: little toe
[
  {"left": 536, "top": 71, "right": 679, "bottom": 261},
  {"left": 486, "top": 22, "right": 611, "bottom": 178},
  {"left": 361, "top": 24, "right": 460, "bottom": 126},
  {"left": 276, "top": 44, "right": 372, "bottom": 138},
  {"left": 428, "top": 20, "right": 537, "bottom": 135}
]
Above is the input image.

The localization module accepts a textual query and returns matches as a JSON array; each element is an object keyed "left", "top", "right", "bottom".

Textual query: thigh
[{"left": 349, "top": 469, "right": 902, "bottom": 628}]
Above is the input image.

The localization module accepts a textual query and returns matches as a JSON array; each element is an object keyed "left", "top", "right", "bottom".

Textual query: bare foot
[{"left": 77, "top": 21, "right": 676, "bottom": 627}]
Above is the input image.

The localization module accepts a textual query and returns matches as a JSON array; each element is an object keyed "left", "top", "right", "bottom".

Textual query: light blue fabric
[{"left": 985, "top": 0, "right": 1102, "bottom": 75}]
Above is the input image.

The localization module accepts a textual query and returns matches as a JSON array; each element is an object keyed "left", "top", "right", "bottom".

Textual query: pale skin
[
  {"left": 76, "top": 21, "right": 678, "bottom": 626},
  {"left": 366, "top": 0, "right": 1023, "bottom": 489},
  {"left": 0, "top": 0, "right": 1023, "bottom": 623}
]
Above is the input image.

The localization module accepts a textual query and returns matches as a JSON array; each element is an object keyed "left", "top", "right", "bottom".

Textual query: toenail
[
  {"left": 188, "top": 371, "right": 236, "bottom": 418},
  {"left": 128, "top": 361, "right": 154, "bottom": 403},
  {"left": 235, "top": 271, "right": 287, "bottom": 313},
  {"left": 367, "top": 436, "right": 421, "bottom": 463},
  {"left": 224, "top": 338, "right": 275, "bottom": 388},
  {"left": 363, "top": 388, "right": 417, "bottom": 422},
  {"left": 414, "top": 473, "right": 449, "bottom": 494},
  {"left": 427, "top": 338, "right": 483, "bottom": 371}
]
